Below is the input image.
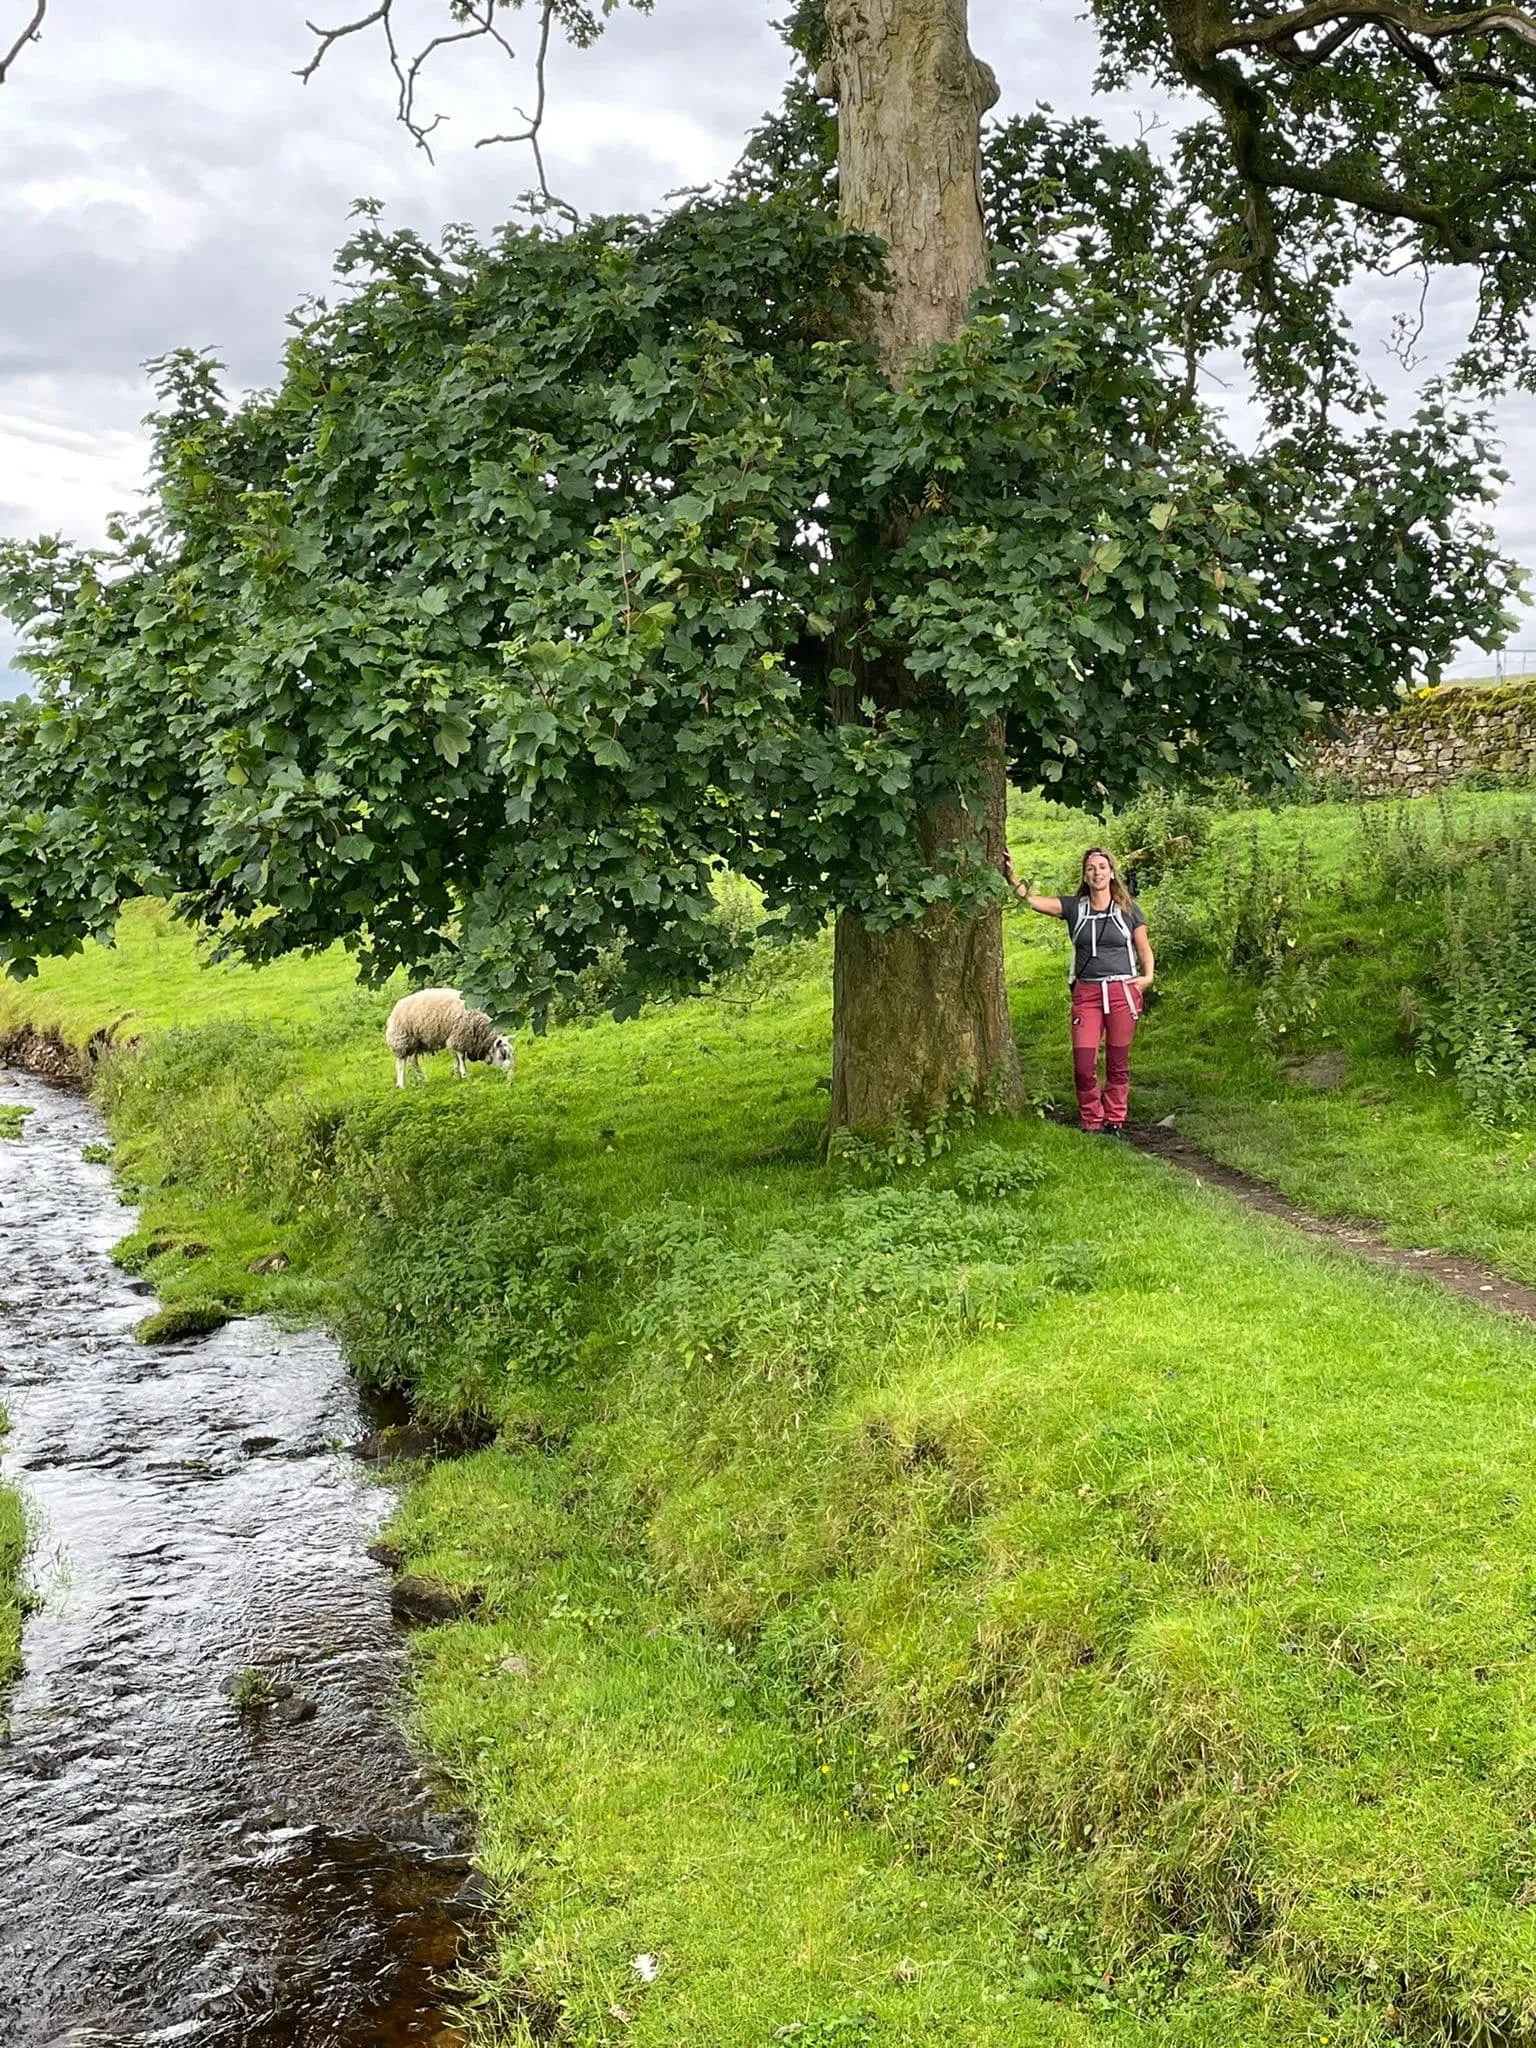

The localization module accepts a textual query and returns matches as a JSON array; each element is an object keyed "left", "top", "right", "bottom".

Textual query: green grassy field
[{"left": 3, "top": 793, "right": 1536, "bottom": 2042}]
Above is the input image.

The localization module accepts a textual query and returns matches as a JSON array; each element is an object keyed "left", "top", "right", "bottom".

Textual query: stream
[{"left": 0, "top": 1072, "right": 478, "bottom": 2048}]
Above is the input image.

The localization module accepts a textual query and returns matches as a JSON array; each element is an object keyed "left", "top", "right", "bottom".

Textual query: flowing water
[{"left": 0, "top": 1073, "right": 478, "bottom": 2048}]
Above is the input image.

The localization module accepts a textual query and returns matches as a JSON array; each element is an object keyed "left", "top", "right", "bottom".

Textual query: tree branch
[
  {"left": 298, "top": 0, "right": 571, "bottom": 205},
  {"left": 0, "top": 0, "right": 46, "bottom": 87},
  {"left": 1213, "top": 0, "right": 1536, "bottom": 58},
  {"left": 475, "top": 0, "right": 564, "bottom": 210}
]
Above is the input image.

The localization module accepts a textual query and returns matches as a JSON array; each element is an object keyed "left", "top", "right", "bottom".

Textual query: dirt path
[{"left": 1124, "top": 1119, "right": 1536, "bottom": 1323}]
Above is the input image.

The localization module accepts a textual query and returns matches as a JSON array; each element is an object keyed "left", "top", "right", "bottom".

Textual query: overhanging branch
[
  {"left": 0, "top": 0, "right": 46, "bottom": 86},
  {"left": 1213, "top": 0, "right": 1536, "bottom": 58},
  {"left": 298, "top": 0, "right": 570, "bottom": 205}
]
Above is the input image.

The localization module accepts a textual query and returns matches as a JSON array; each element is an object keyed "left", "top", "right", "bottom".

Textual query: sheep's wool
[
  {"left": 446, "top": 1008, "right": 501, "bottom": 1063},
  {"left": 384, "top": 988, "right": 468, "bottom": 1060}
]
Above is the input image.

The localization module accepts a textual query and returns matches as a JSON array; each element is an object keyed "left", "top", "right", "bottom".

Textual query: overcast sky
[{"left": 2, "top": 0, "right": 1532, "bottom": 695}]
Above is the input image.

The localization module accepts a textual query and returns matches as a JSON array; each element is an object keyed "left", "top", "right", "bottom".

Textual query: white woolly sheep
[{"left": 384, "top": 988, "right": 514, "bottom": 1089}]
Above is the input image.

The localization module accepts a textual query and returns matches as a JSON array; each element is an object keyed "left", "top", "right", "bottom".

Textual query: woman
[{"left": 1001, "top": 846, "right": 1154, "bottom": 1136}]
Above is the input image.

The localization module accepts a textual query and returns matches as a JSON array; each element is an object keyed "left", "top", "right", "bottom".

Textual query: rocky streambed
[{"left": 0, "top": 1072, "right": 478, "bottom": 2047}]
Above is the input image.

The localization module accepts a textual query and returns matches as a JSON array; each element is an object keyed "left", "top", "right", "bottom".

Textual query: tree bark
[
  {"left": 829, "top": 729, "right": 1022, "bottom": 1131},
  {"left": 821, "top": 0, "right": 1023, "bottom": 1133}
]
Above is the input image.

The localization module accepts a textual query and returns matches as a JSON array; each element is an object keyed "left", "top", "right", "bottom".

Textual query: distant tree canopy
[{"left": 0, "top": 123, "right": 1513, "bottom": 1021}]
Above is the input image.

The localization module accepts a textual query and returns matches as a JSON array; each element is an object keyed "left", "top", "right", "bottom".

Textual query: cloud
[
  {"left": 0, "top": 0, "right": 1531, "bottom": 642},
  {"left": 0, "top": 0, "right": 804, "bottom": 545}
]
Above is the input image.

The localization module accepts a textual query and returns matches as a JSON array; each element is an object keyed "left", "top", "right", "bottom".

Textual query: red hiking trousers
[{"left": 1069, "top": 979, "right": 1141, "bottom": 1131}]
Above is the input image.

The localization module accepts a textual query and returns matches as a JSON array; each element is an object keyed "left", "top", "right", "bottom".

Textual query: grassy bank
[
  {"left": 0, "top": 1098, "right": 29, "bottom": 1691},
  {"left": 5, "top": 796, "right": 1536, "bottom": 2041},
  {"left": 0, "top": 1445, "right": 22, "bottom": 1693}
]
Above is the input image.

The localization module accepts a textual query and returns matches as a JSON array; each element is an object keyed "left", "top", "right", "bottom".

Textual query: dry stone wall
[{"left": 1311, "top": 681, "right": 1536, "bottom": 796}]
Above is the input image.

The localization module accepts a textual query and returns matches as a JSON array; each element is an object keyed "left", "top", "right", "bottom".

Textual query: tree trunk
[
  {"left": 829, "top": 731, "right": 1021, "bottom": 1131},
  {"left": 821, "top": 0, "right": 1022, "bottom": 1133}
]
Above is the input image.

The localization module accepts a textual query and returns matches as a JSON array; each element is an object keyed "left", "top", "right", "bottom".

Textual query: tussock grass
[
  {"left": 132, "top": 1301, "right": 231, "bottom": 1345},
  {"left": 9, "top": 807, "right": 1536, "bottom": 2039}
]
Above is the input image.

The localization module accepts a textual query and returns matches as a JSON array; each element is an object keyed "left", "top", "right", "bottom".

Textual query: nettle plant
[{"left": 0, "top": 25, "right": 1521, "bottom": 1131}]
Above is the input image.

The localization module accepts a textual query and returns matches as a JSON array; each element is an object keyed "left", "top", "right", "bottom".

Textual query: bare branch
[
  {"left": 476, "top": 0, "right": 573, "bottom": 213},
  {"left": 299, "top": 0, "right": 575, "bottom": 206},
  {"left": 0, "top": 0, "right": 47, "bottom": 87},
  {"left": 296, "top": 4, "right": 390, "bottom": 86}
]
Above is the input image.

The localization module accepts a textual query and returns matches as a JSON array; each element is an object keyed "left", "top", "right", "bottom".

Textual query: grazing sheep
[{"left": 385, "top": 988, "right": 514, "bottom": 1089}]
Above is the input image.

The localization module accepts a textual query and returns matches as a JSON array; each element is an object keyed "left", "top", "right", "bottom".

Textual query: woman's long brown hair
[{"left": 1080, "top": 846, "right": 1132, "bottom": 911}]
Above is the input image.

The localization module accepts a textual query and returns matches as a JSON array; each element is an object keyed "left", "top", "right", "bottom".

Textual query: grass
[
  {"left": 1004, "top": 789, "right": 1536, "bottom": 1279},
  {"left": 132, "top": 1300, "right": 231, "bottom": 1345},
  {"left": 230, "top": 1665, "right": 279, "bottom": 1711},
  {"left": 6, "top": 795, "right": 1536, "bottom": 2041},
  {"left": 0, "top": 1440, "right": 22, "bottom": 1695}
]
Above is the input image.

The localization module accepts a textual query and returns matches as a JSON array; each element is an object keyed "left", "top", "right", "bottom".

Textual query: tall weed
[
  {"left": 1212, "top": 828, "right": 1313, "bottom": 974},
  {"left": 336, "top": 1181, "right": 593, "bottom": 1416},
  {"left": 1350, "top": 796, "right": 1507, "bottom": 903},
  {"left": 1416, "top": 838, "right": 1536, "bottom": 1127}
]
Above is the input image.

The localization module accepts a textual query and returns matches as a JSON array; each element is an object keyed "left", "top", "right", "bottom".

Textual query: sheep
[{"left": 384, "top": 988, "right": 514, "bottom": 1089}]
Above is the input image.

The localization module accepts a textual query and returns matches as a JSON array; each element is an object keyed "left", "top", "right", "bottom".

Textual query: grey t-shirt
[{"left": 1060, "top": 892, "right": 1145, "bottom": 981}]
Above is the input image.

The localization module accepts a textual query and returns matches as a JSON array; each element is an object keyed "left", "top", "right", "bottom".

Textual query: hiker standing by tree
[{"left": 1002, "top": 848, "right": 1153, "bottom": 1136}]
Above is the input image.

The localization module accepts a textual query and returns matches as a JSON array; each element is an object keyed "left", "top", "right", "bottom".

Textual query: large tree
[{"left": 0, "top": 0, "right": 1524, "bottom": 1129}]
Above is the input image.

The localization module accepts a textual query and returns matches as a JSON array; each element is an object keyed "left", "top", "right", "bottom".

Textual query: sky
[{"left": 2, "top": 0, "right": 1533, "bottom": 697}]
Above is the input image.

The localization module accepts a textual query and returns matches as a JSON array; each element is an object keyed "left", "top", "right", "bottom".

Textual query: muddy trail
[
  {"left": 0, "top": 1074, "right": 479, "bottom": 2048},
  {"left": 1125, "top": 1117, "right": 1536, "bottom": 1321}
]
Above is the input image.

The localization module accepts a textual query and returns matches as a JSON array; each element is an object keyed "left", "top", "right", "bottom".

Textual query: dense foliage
[{"left": 0, "top": 136, "right": 1514, "bottom": 1019}]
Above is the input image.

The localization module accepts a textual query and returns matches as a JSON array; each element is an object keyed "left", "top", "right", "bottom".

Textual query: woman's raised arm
[{"left": 1000, "top": 846, "right": 1064, "bottom": 917}]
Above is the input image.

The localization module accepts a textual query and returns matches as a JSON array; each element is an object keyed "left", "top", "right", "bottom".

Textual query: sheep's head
[{"left": 489, "top": 1034, "right": 514, "bottom": 1075}]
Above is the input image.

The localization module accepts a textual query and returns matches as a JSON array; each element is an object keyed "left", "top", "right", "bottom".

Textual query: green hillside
[{"left": 2, "top": 784, "right": 1536, "bottom": 2043}]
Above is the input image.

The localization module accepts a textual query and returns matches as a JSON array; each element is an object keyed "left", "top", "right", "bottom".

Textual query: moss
[
  {"left": 133, "top": 1301, "right": 231, "bottom": 1345},
  {"left": 1384, "top": 677, "right": 1536, "bottom": 733}
]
